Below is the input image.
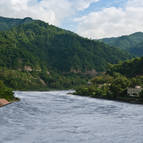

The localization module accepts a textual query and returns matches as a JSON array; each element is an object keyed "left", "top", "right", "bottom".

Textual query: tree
[
  {"left": 139, "top": 90, "right": 143, "bottom": 99},
  {"left": 130, "top": 78, "right": 142, "bottom": 88},
  {"left": 110, "top": 76, "right": 130, "bottom": 98},
  {"left": 0, "top": 80, "right": 15, "bottom": 101}
]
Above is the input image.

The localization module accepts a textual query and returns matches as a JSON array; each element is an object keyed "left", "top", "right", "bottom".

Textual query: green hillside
[
  {"left": 0, "top": 19, "right": 131, "bottom": 72},
  {"left": 101, "top": 32, "right": 143, "bottom": 56},
  {"left": 0, "top": 17, "right": 131, "bottom": 90},
  {"left": 129, "top": 42, "right": 143, "bottom": 57}
]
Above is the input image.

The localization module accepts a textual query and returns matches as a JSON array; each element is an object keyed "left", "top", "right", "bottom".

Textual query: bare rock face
[
  {"left": 39, "top": 78, "right": 47, "bottom": 86},
  {"left": 70, "top": 69, "right": 81, "bottom": 73},
  {"left": 0, "top": 99, "right": 10, "bottom": 107},
  {"left": 70, "top": 68, "right": 97, "bottom": 76},
  {"left": 24, "top": 66, "right": 33, "bottom": 72},
  {"left": 85, "top": 69, "right": 97, "bottom": 76},
  {"left": 47, "top": 70, "right": 50, "bottom": 75}
]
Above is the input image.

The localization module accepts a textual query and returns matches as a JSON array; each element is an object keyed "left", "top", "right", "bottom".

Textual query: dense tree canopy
[{"left": 107, "top": 57, "right": 143, "bottom": 77}]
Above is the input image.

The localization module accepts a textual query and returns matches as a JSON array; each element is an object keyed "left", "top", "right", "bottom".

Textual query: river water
[{"left": 0, "top": 91, "right": 143, "bottom": 143}]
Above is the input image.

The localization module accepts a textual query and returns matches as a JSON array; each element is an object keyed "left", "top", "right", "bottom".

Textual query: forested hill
[
  {"left": 0, "top": 17, "right": 131, "bottom": 90},
  {"left": 0, "top": 18, "right": 130, "bottom": 72},
  {"left": 101, "top": 32, "right": 143, "bottom": 57}
]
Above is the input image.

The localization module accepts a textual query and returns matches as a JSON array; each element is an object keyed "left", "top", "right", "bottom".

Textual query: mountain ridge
[
  {"left": 101, "top": 32, "right": 143, "bottom": 56},
  {"left": 0, "top": 16, "right": 34, "bottom": 31},
  {"left": 0, "top": 16, "right": 131, "bottom": 90}
]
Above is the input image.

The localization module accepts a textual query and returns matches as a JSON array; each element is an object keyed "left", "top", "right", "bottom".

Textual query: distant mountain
[
  {"left": 101, "top": 32, "right": 143, "bottom": 57},
  {"left": 0, "top": 16, "right": 33, "bottom": 31},
  {"left": 128, "top": 41, "right": 143, "bottom": 57},
  {"left": 0, "top": 17, "right": 131, "bottom": 90}
]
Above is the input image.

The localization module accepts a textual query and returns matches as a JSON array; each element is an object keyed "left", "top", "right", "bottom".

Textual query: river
[{"left": 0, "top": 91, "right": 143, "bottom": 143}]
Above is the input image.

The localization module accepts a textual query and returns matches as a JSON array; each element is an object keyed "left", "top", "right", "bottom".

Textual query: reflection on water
[{"left": 0, "top": 91, "right": 143, "bottom": 143}]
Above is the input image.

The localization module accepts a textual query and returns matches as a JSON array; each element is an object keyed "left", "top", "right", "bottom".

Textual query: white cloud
[
  {"left": 1, "top": 0, "right": 142, "bottom": 39},
  {"left": 71, "top": 0, "right": 99, "bottom": 11},
  {"left": 0, "top": 0, "right": 99, "bottom": 26},
  {"left": 0, "top": 0, "right": 71, "bottom": 25},
  {"left": 75, "top": 0, "right": 143, "bottom": 39}
]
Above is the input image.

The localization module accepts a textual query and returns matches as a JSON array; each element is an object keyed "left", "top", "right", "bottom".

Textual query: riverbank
[
  {"left": 0, "top": 97, "right": 20, "bottom": 107},
  {"left": 72, "top": 92, "right": 143, "bottom": 105},
  {"left": 0, "top": 99, "right": 10, "bottom": 107},
  {"left": 73, "top": 73, "right": 143, "bottom": 105}
]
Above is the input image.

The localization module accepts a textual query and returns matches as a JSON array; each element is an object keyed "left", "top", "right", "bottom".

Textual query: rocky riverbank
[
  {"left": 0, "top": 98, "right": 20, "bottom": 107},
  {"left": 0, "top": 99, "right": 11, "bottom": 107}
]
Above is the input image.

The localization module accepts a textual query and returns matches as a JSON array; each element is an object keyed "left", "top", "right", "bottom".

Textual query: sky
[{"left": 0, "top": 0, "right": 143, "bottom": 39}]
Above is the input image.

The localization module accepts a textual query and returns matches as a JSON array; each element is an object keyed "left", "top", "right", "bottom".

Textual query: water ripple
[{"left": 0, "top": 91, "right": 143, "bottom": 143}]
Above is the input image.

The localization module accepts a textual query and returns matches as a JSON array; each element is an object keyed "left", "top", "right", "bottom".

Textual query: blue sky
[
  {"left": 0, "top": 0, "right": 142, "bottom": 38},
  {"left": 61, "top": 0, "right": 128, "bottom": 32}
]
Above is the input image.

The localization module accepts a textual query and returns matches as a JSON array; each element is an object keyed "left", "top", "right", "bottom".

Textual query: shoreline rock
[
  {"left": 0, "top": 99, "right": 10, "bottom": 107},
  {"left": 0, "top": 98, "right": 20, "bottom": 107}
]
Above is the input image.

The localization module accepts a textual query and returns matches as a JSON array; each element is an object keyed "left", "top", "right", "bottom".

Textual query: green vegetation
[
  {"left": 0, "top": 68, "right": 88, "bottom": 90},
  {"left": 107, "top": 57, "right": 143, "bottom": 77},
  {"left": 74, "top": 57, "right": 143, "bottom": 104},
  {"left": 74, "top": 74, "right": 131, "bottom": 98},
  {"left": 101, "top": 32, "right": 143, "bottom": 57},
  {"left": 0, "top": 16, "right": 142, "bottom": 102},
  {"left": 0, "top": 16, "right": 33, "bottom": 31},
  {"left": 0, "top": 80, "right": 18, "bottom": 101},
  {"left": 0, "top": 20, "right": 130, "bottom": 72},
  {"left": 0, "top": 16, "right": 131, "bottom": 90}
]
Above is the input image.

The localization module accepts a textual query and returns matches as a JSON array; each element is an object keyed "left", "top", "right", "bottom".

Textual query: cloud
[
  {"left": 75, "top": 0, "right": 143, "bottom": 39},
  {"left": 0, "top": 0, "right": 99, "bottom": 26},
  {"left": 0, "top": 0, "right": 71, "bottom": 25},
  {"left": 71, "top": 0, "right": 99, "bottom": 11},
  {"left": 1, "top": 0, "right": 142, "bottom": 39}
]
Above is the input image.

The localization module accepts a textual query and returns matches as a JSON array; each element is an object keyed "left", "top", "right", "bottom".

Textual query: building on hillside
[
  {"left": 127, "top": 86, "right": 142, "bottom": 97},
  {"left": 87, "top": 81, "right": 92, "bottom": 85}
]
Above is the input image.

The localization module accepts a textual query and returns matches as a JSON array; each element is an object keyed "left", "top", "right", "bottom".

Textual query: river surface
[{"left": 0, "top": 91, "right": 143, "bottom": 143}]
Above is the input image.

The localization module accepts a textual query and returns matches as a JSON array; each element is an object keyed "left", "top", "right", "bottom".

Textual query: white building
[{"left": 127, "top": 86, "right": 142, "bottom": 97}]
